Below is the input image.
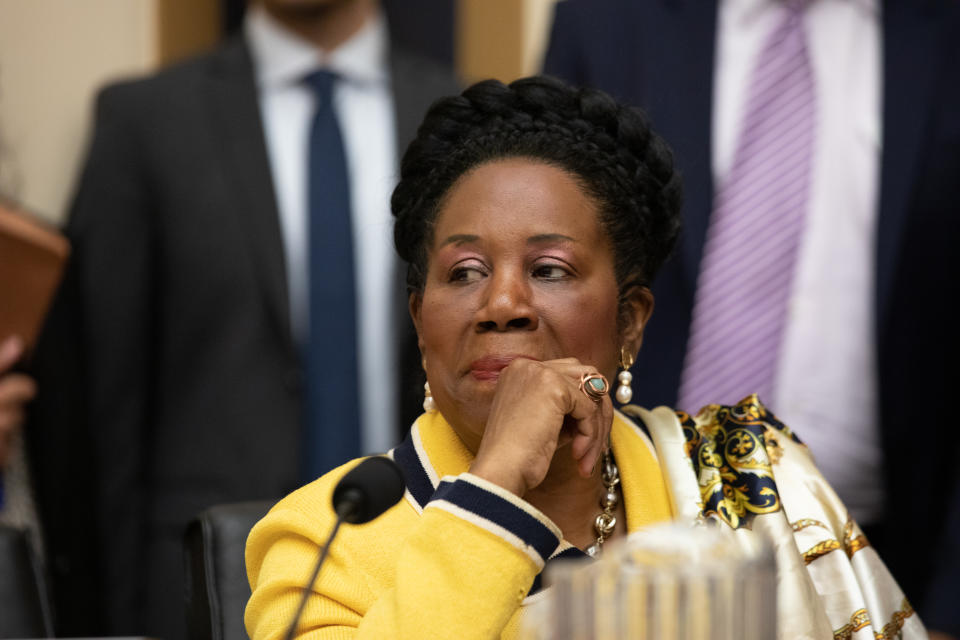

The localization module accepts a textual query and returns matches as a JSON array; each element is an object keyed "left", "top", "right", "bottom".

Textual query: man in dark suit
[
  {"left": 27, "top": 0, "right": 457, "bottom": 636},
  {"left": 545, "top": 0, "right": 959, "bottom": 635}
]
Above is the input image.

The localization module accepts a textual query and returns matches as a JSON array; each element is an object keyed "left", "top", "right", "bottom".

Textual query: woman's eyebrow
[
  {"left": 527, "top": 233, "right": 577, "bottom": 245},
  {"left": 439, "top": 234, "right": 480, "bottom": 248}
]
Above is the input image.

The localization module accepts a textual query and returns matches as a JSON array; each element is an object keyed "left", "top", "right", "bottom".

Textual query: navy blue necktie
[{"left": 303, "top": 70, "right": 361, "bottom": 479}]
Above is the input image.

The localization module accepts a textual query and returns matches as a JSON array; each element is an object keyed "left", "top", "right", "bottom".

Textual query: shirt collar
[{"left": 244, "top": 5, "right": 389, "bottom": 90}]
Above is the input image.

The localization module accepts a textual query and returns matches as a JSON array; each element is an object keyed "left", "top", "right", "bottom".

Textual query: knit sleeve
[{"left": 245, "top": 468, "right": 561, "bottom": 639}]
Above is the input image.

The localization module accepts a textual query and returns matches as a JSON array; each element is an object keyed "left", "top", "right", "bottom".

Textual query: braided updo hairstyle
[{"left": 392, "top": 76, "right": 682, "bottom": 307}]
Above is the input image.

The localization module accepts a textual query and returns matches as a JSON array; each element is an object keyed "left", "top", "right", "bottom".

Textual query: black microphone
[
  {"left": 332, "top": 455, "right": 406, "bottom": 524},
  {"left": 283, "top": 456, "right": 405, "bottom": 640}
]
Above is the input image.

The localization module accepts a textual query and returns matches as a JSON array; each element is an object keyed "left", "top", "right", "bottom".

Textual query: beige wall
[
  {"left": 0, "top": 0, "right": 218, "bottom": 225},
  {"left": 0, "top": 0, "right": 156, "bottom": 223},
  {"left": 457, "top": 0, "right": 557, "bottom": 83},
  {"left": 521, "top": 0, "right": 557, "bottom": 77}
]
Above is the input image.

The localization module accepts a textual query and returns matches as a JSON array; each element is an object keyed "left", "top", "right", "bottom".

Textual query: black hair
[{"left": 392, "top": 75, "right": 682, "bottom": 305}]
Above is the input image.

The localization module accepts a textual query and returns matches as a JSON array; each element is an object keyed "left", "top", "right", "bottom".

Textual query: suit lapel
[
  {"left": 205, "top": 38, "right": 294, "bottom": 353},
  {"left": 388, "top": 47, "right": 458, "bottom": 158},
  {"left": 875, "top": 0, "right": 940, "bottom": 336},
  {"left": 639, "top": 0, "right": 718, "bottom": 297},
  {"left": 388, "top": 50, "right": 420, "bottom": 156}
]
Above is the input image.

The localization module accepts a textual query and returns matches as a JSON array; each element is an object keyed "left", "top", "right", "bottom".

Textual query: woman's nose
[{"left": 475, "top": 271, "right": 538, "bottom": 332}]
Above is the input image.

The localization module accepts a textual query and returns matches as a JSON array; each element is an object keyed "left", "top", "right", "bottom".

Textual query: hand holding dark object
[
  {"left": 0, "top": 336, "right": 36, "bottom": 470},
  {"left": 469, "top": 357, "right": 613, "bottom": 498}
]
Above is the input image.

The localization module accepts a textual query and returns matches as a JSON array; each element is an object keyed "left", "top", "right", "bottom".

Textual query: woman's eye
[
  {"left": 533, "top": 264, "right": 571, "bottom": 280},
  {"left": 450, "top": 266, "right": 486, "bottom": 283}
]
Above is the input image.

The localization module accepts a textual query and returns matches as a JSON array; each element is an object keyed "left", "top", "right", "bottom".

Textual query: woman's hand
[
  {"left": 468, "top": 357, "right": 613, "bottom": 497},
  {"left": 0, "top": 336, "right": 36, "bottom": 470}
]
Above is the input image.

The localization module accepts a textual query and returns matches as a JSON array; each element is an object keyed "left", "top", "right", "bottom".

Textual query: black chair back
[
  {"left": 0, "top": 524, "right": 53, "bottom": 638},
  {"left": 184, "top": 501, "right": 273, "bottom": 640}
]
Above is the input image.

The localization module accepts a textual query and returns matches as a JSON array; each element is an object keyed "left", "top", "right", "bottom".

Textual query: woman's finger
[
  {"left": 538, "top": 359, "right": 612, "bottom": 451},
  {"left": 544, "top": 361, "right": 609, "bottom": 420},
  {"left": 0, "top": 373, "right": 38, "bottom": 404},
  {"left": 580, "top": 397, "right": 614, "bottom": 476},
  {"left": 0, "top": 336, "right": 25, "bottom": 372},
  {"left": 0, "top": 407, "right": 25, "bottom": 433}
]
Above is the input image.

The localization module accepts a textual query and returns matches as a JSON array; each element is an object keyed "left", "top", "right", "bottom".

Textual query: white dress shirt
[
  {"left": 713, "top": 0, "right": 884, "bottom": 523},
  {"left": 246, "top": 7, "right": 399, "bottom": 454}
]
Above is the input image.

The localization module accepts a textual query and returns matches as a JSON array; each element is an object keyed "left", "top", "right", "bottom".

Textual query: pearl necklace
[{"left": 585, "top": 449, "right": 620, "bottom": 557}]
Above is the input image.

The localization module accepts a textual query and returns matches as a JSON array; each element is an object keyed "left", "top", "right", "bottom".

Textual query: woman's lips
[{"left": 469, "top": 355, "right": 537, "bottom": 381}]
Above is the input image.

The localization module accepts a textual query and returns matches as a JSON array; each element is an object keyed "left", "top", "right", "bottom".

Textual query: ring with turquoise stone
[{"left": 579, "top": 372, "right": 609, "bottom": 401}]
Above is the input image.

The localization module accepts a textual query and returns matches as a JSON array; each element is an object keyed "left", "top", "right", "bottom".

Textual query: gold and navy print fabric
[{"left": 677, "top": 394, "right": 802, "bottom": 529}]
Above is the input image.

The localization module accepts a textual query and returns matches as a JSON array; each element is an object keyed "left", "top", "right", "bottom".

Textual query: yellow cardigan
[{"left": 245, "top": 410, "right": 673, "bottom": 639}]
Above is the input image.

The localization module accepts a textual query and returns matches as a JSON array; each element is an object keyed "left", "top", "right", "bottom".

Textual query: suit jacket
[
  {"left": 545, "top": 0, "right": 960, "bottom": 633},
  {"left": 27, "top": 36, "right": 458, "bottom": 638}
]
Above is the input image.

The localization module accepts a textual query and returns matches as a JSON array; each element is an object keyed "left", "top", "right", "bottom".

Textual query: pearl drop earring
[
  {"left": 423, "top": 380, "right": 436, "bottom": 412},
  {"left": 616, "top": 347, "right": 635, "bottom": 404}
]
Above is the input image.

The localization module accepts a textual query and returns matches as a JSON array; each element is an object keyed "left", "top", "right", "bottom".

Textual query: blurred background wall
[
  {"left": 0, "top": 0, "right": 556, "bottom": 225},
  {"left": 0, "top": 0, "right": 156, "bottom": 224}
]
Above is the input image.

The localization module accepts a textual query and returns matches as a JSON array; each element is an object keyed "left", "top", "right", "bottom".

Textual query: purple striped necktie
[{"left": 677, "top": 2, "right": 816, "bottom": 413}]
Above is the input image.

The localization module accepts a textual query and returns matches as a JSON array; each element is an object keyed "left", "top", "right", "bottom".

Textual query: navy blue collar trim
[
  {"left": 528, "top": 546, "right": 591, "bottom": 597},
  {"left": 391, "top": 429, "right": 435, "bottom": 509}
]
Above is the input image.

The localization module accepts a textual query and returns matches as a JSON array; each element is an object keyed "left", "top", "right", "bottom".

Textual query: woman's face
[{"left": 411, "top": 158, "right": 651, "bottom": 451}]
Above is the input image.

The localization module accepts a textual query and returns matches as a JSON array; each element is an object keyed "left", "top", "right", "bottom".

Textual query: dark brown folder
[{"left": 0, "top": 201, "right": 70, "bottom": 351}]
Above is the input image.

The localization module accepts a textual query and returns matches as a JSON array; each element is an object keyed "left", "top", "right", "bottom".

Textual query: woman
[{"left": 245, "top": 77, "right": 923, "bottom": 639}]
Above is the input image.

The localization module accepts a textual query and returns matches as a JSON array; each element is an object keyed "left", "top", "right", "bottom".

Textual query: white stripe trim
[
  {"left": 519, "top": 541, "right": 584, "bottom": 605},
  {"left": 521, "top": 588, "right": 552, "bottom": 606},
  {"left": 411, "top": 423, "right": 440, "bottom": 488},
  {"left": 457, "top": 473, "right": 563, "bottom": 539},
  {"left": 428, "top": 499, "right": 547, "bottom": 569},
  {"left": 402, "top": 489, "right": 423, "bottom": 515},
  {"left": 386, "top": 449, "right": 425, "bottom": 515},
  {"left": 550, "top": 539, "right": 577, "bottom": 558}
]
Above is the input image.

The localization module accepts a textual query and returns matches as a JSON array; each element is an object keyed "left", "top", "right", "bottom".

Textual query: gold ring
[{"left": 579, "top": 372, "right": 609, "bottom": 401}]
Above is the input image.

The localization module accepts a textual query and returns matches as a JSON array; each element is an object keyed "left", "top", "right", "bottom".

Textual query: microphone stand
[
  {"left": 277, "top": 456, "right": 404, "bottom": 639},
  {"left": 281, "top": 497, "right": 358, "bottom": 640}
]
